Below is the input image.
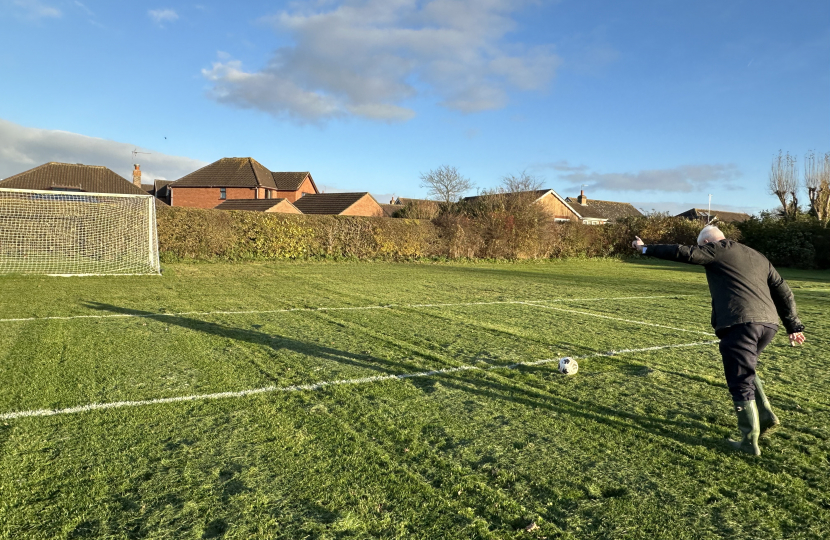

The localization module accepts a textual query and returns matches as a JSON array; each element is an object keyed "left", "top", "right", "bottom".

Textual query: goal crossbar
[{"left": 0, "top": 187, "right": 161, "bottom": 276}]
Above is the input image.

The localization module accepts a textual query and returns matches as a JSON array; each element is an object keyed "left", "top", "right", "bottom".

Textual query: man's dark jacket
[{"left": 644, "top": 240, "right": 804, "bottom": 333}]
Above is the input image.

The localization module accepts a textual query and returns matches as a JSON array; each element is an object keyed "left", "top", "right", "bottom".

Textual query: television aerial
[{"left": 132, "top": 148, "right": 151, "bottom": 160}]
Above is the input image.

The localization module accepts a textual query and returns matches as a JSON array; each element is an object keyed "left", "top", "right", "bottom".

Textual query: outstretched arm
[
  {"left": 631, "top": 236, "right": 716, "bottom": 265},
  {"left": 768, "top": 263, "right": 806, "bottom": 343}
]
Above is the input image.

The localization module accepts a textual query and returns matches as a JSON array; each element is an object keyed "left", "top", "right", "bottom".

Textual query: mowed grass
[{"left": 0, "top": 259, "right": 828, "bottom": 539}]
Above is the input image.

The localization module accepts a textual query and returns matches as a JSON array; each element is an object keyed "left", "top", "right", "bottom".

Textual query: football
[{"left": 558, "top": 357, "right": 578, "bottom": 375}]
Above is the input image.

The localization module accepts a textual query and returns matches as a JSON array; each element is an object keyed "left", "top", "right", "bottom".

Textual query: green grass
[{"left": 0, "top": 259, "right": 829, "bottom": 539}]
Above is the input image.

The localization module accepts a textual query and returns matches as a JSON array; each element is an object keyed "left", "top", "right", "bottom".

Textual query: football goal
[{"left": 0, "top": 188, "right": 160, "bottom": 276}]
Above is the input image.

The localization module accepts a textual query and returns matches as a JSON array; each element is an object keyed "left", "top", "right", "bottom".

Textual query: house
[
  {"left": 676, "top": 208, "right": 751, "bottom": 224},
  {"left": 564, "top": 191, "right": 643, "bottom": 224},
  {"left": 463, "top": 189, "right": 579, "bottom": 222},
  {"left": 215, "top": 199, "right": 301, "bottom": 214},
  {"left": 293, "top": 193, "right": 385, "bottom": 217},
  {"left": 142, "top": 179, "right": 174, "bottom": 206},
  {"left": 168, "top": 157, "right": 318, "bottom": 209},
  {"left": 0, "top": 162, "right": 149, "bottom": 195}
]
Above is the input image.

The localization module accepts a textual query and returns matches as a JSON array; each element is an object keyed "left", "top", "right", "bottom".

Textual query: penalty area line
[
  {"left": 0, "top": 340, "right": 719, "bottom": 421},
  {"left": 0, "top": 295, "right": 691, "bottom": 323}
]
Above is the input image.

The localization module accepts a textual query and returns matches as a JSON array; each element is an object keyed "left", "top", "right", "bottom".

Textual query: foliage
[
  {"left": 737, "top": 212, "right": 830, "bottom": 269},
  {"left": 157, "top": 206, "right": 442, "bottom": 261},
  {"left": 157, "top": 206, "right": 770, "bottom": 264},
  {"left": 392, "top": 200, "right": 440, "bottom": 220}
]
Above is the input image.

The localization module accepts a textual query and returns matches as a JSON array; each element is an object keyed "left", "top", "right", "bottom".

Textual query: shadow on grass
[
  {"left": 84, "top": 302, "right": 738, "bottom": 458},
  {"left": 75, "top": 301, "right": 767, "bottom": 537},
  {"left": 84, "top": 302, "right": 422, "bottom": 382}
]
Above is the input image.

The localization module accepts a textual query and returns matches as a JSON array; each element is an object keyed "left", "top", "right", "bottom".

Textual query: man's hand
[
  {"left": 632, "top": 236, "right": 644, "bottom": 250},
  {"left": 789, "top": 332, "right": 806, "bottom": 346}
]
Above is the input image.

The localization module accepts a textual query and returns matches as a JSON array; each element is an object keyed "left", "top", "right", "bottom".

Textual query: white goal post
[{"left": 0, "top": 188, "right": 160, "bottom": 276}]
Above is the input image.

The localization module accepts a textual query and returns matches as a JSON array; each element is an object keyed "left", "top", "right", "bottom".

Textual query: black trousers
[{"left": 715, "top": 323, "right": 778, "bottom": 402}]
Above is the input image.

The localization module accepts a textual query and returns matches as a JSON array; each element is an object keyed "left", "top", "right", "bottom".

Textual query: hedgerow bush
[
  {"left": 736, "top": 214, "right": 830, "bottom": 269},
  {"left": 158, "top": 205, "right": 827, "bottom": 268},
  {"left": 156, "top": 207, "right": 442, "bottom": 261}
]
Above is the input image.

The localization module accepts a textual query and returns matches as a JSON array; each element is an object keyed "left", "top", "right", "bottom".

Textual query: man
[{"left": 632, "top": 225, "right": 805, "bottom": 456}]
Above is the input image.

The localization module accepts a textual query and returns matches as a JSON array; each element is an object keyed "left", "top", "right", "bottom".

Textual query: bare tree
[
  {"left": 500, "top": 170, "right": 544, "bottom": 194},
  {"left": 419, "top": 165, "right": 474, "bottom": 204},
  {"left": 805, "top": 151, "right": 830, "bottom": 226},
  {"left": 769, "top": 151, "right": 800, "bottom": 220}
]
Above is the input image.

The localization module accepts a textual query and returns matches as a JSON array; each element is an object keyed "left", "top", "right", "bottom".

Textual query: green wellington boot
[
  {"left": 729, "top": 401, "right": 761, "bottom": 456},
  {"left": 755, "top": 377, "right": 780, "bottom": 436}
]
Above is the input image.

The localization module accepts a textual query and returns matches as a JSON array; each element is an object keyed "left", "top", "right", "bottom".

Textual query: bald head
[{"left": 697, "top": 225, "right": 725, "bottom": 246}]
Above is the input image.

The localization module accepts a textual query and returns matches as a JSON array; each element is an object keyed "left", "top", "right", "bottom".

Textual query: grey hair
[{"left": 697, "top": 225, "right": 725, "bottom": 245}]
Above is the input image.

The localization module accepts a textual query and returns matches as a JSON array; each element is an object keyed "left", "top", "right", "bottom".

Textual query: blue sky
[{"left": 1, "top": 0, "right": 828, "bottom": 213}]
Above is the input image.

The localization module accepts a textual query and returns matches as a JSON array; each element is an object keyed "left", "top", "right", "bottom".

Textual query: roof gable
[
  {"left": 172, "top": 157, "right": 277, "bottom": 188},
  {"left": 272, "top": 171, "right": 317, "bottom": 192},
  {"left": 0, "top": 162, "right": 148, "bottom": 195}
]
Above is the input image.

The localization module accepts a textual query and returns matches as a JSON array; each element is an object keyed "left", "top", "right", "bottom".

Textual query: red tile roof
[
  {"left": 170, "top": 158, "right": 318, "bottom": 196},
  {"left": 172, "top": 157, "right": 276, "bottom": 188}
]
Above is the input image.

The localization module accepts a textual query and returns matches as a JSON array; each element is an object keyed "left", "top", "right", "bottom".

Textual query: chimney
[
  {"left": 577, "top": 189, "right": 588, "bottom": 205},
  {"left": 132, "top": 164, "right": 141, "bottom": 188}
]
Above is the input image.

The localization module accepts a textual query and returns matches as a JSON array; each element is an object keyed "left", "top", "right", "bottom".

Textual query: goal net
[{"left": 0, "top": 188, "right": 160, "bottom": 276}]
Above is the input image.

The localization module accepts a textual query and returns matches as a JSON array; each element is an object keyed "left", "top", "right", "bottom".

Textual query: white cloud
[
  {"left": 0, "top": 118, "right": 206, "bottom": 183},
  {"left": 73, "top": 1, "right": 93, "bottom": 16},
  {"left": 148, "top": 8, "right": 178, "bottom": 25},
  {"left": 553, "top": 163, "right": 742, "bottom": 193},
  {"left": 203, "top": 0, "right": 560, "bottom": 122},
  {"left": 8, "top": 0, "right": 61, "bottom": 19}
]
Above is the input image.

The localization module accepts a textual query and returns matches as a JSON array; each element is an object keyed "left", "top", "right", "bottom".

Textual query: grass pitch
[{"left": 0, "top": 259, "right": 828, "bottom": 539}]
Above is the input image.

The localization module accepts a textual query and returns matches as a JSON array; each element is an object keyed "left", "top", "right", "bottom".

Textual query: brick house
[
  {"left": 168, "top": 157, "right": 318, "bottom": 209},
  {"left": 215, "top": 199, "right": 301, "bottom": 214},
  {"left": 0, "top": 162, "right": 149, "bottom": 195},
  {"left": 293, "top": 193, "right": 385, "bottom": 217}
]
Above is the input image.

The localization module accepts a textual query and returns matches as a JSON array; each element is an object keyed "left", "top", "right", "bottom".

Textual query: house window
[
  {"left": 266, "top": 190, "right": 272, "bottom": 199},
  {"left": 220, "top": 188, "right": 226, "bottom": 200}
]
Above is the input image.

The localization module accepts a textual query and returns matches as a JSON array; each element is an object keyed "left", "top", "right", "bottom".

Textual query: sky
[{"left": 0, "top": 0, "right": 828, "bottom": 214}]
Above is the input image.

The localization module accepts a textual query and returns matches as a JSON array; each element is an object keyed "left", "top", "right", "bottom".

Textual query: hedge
[
  {"left": 156, "top": 206, "right": 828, "bottom": 268},
  {"left": 156, "top": 207, "right": 442, "bottom": 261},
  {"left": 736, "top": 217, "right": 830, "bottom": 269}
]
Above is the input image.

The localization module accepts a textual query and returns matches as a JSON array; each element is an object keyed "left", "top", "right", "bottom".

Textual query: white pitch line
[
  {"left": 517, "top": 302, "right": 716, "bottom": 336},
  {"left": 0, "top": 340, "right": 718, "bottom": 421},
  {"left": 0, "top": 295, "right": 689, "bottom": 324}
]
